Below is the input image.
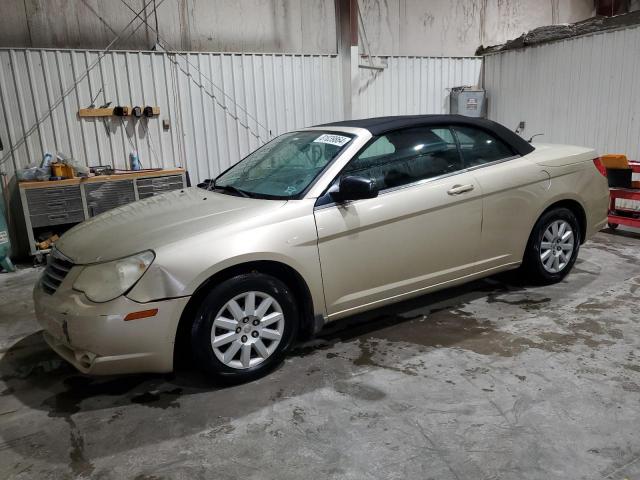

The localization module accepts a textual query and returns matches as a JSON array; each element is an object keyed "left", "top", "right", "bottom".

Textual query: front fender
[{"left": 126, "top": 200, "right": 326, "bottom": 316}]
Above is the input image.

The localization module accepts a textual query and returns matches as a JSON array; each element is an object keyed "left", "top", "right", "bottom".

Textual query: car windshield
[{"left": 213, "top": 130, "right": 354, "bottom": 199}]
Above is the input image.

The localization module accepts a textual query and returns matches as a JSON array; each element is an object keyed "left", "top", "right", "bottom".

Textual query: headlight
[{"left": 73, "top": 251, "right": 155, "bottom": 303}]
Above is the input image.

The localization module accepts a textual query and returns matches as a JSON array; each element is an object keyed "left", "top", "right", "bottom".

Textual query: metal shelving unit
[{"left": 18, "top": 169, "right": 186, "bottom": 257}]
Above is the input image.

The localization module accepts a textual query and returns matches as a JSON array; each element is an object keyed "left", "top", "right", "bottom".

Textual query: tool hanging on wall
[
  {"left": 88, "top": 88, "right": 103, "bottom": 109},
  {"left": 79, "top": 106, "right": 159, "bottom": 118}
]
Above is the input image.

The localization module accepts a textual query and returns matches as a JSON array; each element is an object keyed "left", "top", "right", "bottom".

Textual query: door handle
[{"left": 447, "top": 184, "right": 475, "bottom": 195}]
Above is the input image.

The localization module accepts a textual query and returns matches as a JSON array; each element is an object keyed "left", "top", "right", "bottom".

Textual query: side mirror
[{"left": 331, "top": 175, "right": 378, "bottom": 202}]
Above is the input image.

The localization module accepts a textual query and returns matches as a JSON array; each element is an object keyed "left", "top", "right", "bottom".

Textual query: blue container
[{"left": 129, "top": 151, "right": 141, "bottom": 171}]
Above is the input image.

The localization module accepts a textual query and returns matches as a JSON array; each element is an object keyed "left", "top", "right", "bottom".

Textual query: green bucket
[{"left": 0, "top": 183, "right": 15, "bottom": 272}]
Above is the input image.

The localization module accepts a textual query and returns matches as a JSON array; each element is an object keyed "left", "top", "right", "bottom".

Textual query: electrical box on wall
[{"left": 449, "top": 86, "right": 486, "bottom": 118}]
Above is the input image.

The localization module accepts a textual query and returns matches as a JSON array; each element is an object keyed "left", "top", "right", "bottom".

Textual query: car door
[
  {"left": 313, "top": 126, "right": 483, "bottom": 318},
  {"left": 451, "top": 126, "right": 551, "bottom": 269}
]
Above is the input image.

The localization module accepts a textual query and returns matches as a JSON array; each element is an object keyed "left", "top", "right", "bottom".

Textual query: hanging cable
[
  {"left": 118, "top": 0, "right": 271, "bottom": 143},
  {"left": 169, "top": 56, "right": 186, "bottom": 168},
  {"left": 141, "top": 119, "right": 162, "bottom": 167},
  {"left": 153, "top": 0, "right": 160, "bottom": 46},
  {"left": 357, "top": 1, "right": 383, "bottom": 70},
  {"left": 357, "top": 1, "right": 374, "bottom": 68}
]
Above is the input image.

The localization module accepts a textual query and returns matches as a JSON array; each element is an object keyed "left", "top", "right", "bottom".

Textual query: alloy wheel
[
  {"left": 540, "top": 220, "right": 574, "bottom": 274},
  {"left": 210, "top": 291, "right": 285, "bottom": 369}
]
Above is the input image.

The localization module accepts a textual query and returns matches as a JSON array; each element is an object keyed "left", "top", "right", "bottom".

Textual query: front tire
[
  {"left": 521, "top": 207, "right": 581, "bottom": 284},
  {"left": 191, "top": 273, "right": 299, "bottom": 382}
]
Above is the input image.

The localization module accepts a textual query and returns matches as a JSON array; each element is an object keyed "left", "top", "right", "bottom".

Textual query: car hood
[{"left": 55, "top": 187, "right": 287, "bottom": 264}]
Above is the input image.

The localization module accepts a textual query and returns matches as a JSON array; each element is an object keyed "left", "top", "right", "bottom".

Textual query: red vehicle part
[{"left": 608, "top": 160, "right": 640, "bottom": 230}]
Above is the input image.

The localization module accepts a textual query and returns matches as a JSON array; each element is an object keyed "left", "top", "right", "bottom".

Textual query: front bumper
[{"left": 33, "top": 271, "right": 190, "bottom": 375}]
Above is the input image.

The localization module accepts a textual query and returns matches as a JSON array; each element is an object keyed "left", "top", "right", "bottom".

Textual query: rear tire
[
  {"left": 191, "top": 273, "right": 299, "bottom": 383},
  {"left": 608, "top": 222, "right": 619, "bottom": 230},
  {"left": 521, "top": 207, "right": 581, "bottom": 284}
]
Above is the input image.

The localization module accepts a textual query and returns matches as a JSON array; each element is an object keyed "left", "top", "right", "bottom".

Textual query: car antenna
[{"left": 528, "top": 133, "right": 544, "bottom": 143}]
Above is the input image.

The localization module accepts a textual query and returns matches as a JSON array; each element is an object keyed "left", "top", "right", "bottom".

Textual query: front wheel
[
  {"left": 191, "top": 273, "right": 299, "bottom": 382},
  {"left": 521, "top": 207, "right": 581, "bottom": 284}
]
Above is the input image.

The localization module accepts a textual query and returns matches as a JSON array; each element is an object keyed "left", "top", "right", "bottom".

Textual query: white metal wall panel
[
  {"left": 356, "top": 56, "right": 483, "bottom": 118},
  {"left": 0, "top": 49, "right": 342, "bottom": 184},
  {"left": 0, "top": 48, "right": 485, "bottom": 187},
  {"left": 484, "top": 25, "right": 640, "bottom": 160}
]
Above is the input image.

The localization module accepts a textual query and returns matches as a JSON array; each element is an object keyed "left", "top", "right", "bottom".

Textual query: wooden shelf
[
  {"left": 19, "top": 168, "right": 185, "bottom": 189},
  {"left": 78, "top": 106, "right": 160, "bottom": 118}
]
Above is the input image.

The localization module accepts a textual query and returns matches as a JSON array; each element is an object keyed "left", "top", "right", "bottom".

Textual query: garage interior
[{"left": 1, "top": 1, "right": 640, "bottom": 478}]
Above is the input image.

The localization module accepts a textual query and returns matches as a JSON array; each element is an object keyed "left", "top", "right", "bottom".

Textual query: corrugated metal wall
[
  {"left": 484, "top": 25, "right": 640, "bottom": 160},
  {"left": 356, "top": 56, "right": 483, "bottom": 118},
  {"left": 0, "top": 49, "right": 483, "bottom": 186},
  {"left": 0, "top": 48, "right": 342, "bottom": 184}
]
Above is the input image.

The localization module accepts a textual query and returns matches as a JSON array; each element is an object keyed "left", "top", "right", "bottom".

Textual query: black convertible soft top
[{"left": 319, "top": 115, "right": 535, "bottom": 156}]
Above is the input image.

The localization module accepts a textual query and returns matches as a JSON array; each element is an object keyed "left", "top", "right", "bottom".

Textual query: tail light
[{"left": 593, "top": 157, "right": 607, "bottom": 177}]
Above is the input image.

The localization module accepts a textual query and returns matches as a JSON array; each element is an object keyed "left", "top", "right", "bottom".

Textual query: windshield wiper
[{"left": 212, "top": 183, "right": 252, "bottom": 198}]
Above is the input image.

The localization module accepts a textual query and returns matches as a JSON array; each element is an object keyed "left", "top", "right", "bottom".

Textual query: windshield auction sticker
[{"left": 313, "top": 134, "right": 351, "bottom": 147}]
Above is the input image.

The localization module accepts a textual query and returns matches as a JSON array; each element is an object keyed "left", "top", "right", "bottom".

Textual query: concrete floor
[{"left": 0, "top": 229, "right": 639, "bottom": 479}]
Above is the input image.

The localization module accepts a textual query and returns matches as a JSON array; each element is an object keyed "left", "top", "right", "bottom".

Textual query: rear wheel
[
  {"left": 191, "top": 273, "right": 298, "bottom": 382},
  {"left": 608, "top": 222, "right": 619, "bottom": 230},
  {"left": 521, "top": 207, "right": 581, "bottom": 284}
]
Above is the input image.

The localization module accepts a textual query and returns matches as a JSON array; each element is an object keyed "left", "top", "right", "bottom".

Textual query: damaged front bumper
[{"left": 33, "top": 269, "right": 189, "bottom": 375}]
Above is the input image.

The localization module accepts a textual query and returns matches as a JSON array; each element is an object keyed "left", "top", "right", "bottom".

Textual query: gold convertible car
[{"left": 34, "top": 115, "right": 609, "bottom": 381}]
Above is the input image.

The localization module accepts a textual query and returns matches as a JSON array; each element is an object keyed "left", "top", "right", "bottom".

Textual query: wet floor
[{"left": 0, "top": 229, "right": 639, "bottom": 479}]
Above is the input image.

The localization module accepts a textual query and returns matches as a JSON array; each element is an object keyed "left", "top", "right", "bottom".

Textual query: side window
[
  {"left": 452, "top": 126, "right": 514, "bottom": 167},
  {"left": 358, "top": 136, "right": 395, "bottom": 159},
  {"left": 343, "top": 127, "right": 463, "bottom": 190}
]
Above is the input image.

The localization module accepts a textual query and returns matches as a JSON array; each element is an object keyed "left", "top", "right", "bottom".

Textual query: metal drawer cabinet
[
  {"left": 25, "top": 196, "right": 84, "bottom": 214},
  {"left": 29, "top": 209, "right": 86, "bottom": 228},
  {"left": 85, "top": 180, "right": 136, "bottom": 217},
  {"left": 24, "top": 185, "right": 85, "bottom": 228},
  {"left": 136, "top": 175, "right": 184, "bottom": 199},
  {"left": 19, "top": 169, "right": 186, "bottom": 257},
  {"left": 25, "top": 185, "right": 82, "bottom": 205}
]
